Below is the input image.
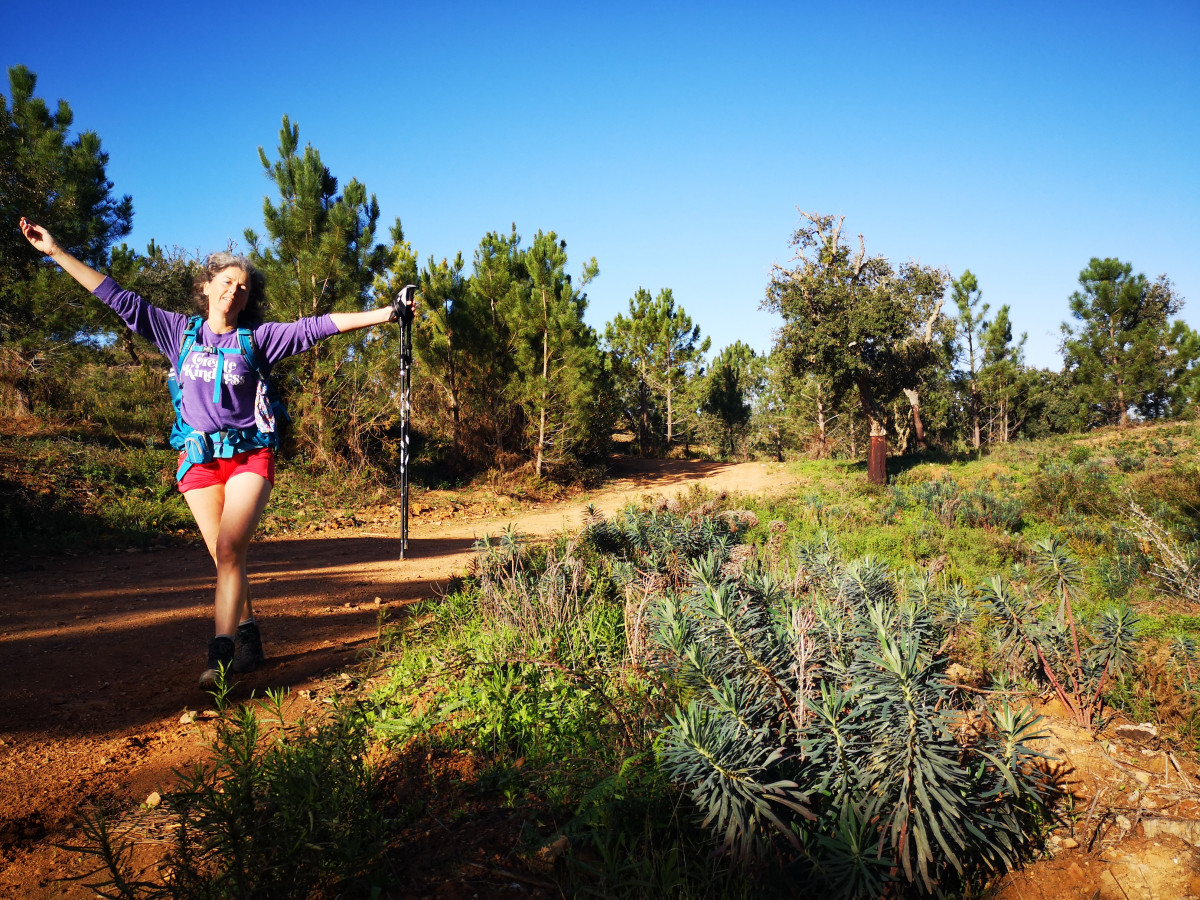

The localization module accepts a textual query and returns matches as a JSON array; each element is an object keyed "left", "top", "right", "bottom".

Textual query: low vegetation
[{"left": 63, "top": 420, "right": 1200, "bottom": 897}]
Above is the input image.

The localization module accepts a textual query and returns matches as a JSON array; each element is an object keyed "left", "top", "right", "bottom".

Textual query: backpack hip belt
[{"left": 176, "top": 427, "right": 273, "bottom": 482}]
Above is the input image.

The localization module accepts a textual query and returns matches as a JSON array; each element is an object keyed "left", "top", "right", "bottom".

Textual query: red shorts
[{"left": 178, "top": 449, "right": 275, "bottom": 493}]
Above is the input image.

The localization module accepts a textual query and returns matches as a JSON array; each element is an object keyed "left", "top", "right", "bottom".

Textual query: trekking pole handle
[{"left": 391, "top": 284, "right": 416, "bottom": 324}]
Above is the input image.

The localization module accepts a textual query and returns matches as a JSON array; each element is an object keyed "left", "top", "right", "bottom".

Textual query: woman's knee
[{"left": 214, "top": 536, "right": 250, "bottom": 570}]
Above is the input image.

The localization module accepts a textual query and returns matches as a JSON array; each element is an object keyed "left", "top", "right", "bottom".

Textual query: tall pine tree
[
  {"left": 245, "top": 116, "right": 390, "bottom": 463},
  {"left": 1062, "top": 258, "right": 1183, "bottom": 427},
  {"left": 1, "top": 65, "right": 133, "bottom": 415},
  {"left": 510, "top": 231, "right": 605, "bottom": 476}
]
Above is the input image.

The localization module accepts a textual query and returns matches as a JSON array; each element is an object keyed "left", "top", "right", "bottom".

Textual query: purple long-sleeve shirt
[{"left": 93, "top": 277, "right": 339, "bottom": 435}]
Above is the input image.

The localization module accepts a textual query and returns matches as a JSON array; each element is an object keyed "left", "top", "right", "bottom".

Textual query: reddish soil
[{"left": 0, "top": 458, "right": 792, "bottom": 898}]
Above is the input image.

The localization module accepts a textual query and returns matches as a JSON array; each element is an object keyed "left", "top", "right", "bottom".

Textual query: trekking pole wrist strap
[{"left": 392, "top": 284, "right": 416, "bottom": 324}]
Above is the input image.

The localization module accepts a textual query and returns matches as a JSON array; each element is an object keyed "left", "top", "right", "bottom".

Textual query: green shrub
[
  {"left": 652, "top": 546, "right": 1054, "bottom": 897},
  {"left": 958, "top": 478, "right": 1025, "bottom": 531},
  {"left": 1026, "top": 459, "right": 1120, "bottom": 520},
  {"left": 74, "top": 687, "right": 387, "bottom": 899},
  {"left": 982, "top": 537, "right": 1140, "bottom": 729}
]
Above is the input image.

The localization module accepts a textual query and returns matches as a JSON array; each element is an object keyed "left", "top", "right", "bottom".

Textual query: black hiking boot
[
  {"left": 231, "top": 620, "right": 265, "bottom": 674},
  {"left": 198, "top": 636, "right": 235, "bottom": 690}
]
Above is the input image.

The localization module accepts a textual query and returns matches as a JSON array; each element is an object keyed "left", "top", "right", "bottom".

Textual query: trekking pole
[{"left": 393, "top": 285, "right": 417, "bottom": 559}]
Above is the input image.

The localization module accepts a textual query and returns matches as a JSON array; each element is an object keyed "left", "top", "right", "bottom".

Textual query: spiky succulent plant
[{"left": 653, "top": 539, "right": 1054, "bottom": 897}]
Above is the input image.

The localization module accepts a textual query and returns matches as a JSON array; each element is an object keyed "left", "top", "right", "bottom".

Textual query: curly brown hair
[{"left": 192, "top": 252, "right": 266, "bottom": 326}]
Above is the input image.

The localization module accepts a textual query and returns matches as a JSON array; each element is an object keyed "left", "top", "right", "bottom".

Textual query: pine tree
[
  {"left": 951, "top": 270, "right": 986, "bottom": 450},
  {"left": 510, "top": 231, "right": 605, "bottom": 476},
  {"left": 979, "top": 305, "right": 1027, "bottom": 441},
  {"left": 1062, "top": 258, "right": 1183, "bottom": 427},
  {"left": 412, "top": 252, "right": 475, "bottom": 459},
  {"left": 700, "top": 341, "right": 762, "bottom": 458},
  {"left": 468, "top": 227, "right": 526, "bottom": 460},
  {"left": 606, "top": 288, "right": 663, "bottom": 455},
  {"left": 702, "top": 358, "right": 750, "bottom": 457},
  {"left": 245, "top": 116, "right": 390, "bottom": 463},
  {"left": 605, "top": 287, "right": 709, "bottom": 455},
  {"left": 1, "top": 65, "right": 133, "bottom": 415},
  {"left": 647, "top": 289, "right": 709, "bottom": 448}
]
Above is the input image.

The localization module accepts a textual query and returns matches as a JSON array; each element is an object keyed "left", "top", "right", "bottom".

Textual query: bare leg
[
  {"left": 183, "top": 473, "right": 272, "bottom": 636},
  {"left": 185, "top": 485, "right": 255, "bottom": 625}
]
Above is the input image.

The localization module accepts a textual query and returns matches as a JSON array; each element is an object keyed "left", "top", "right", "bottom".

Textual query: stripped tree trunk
[
  {"left": 868, "top": 423, "right": 888, "bottom": 485},
  {"left": 902, "top": 387, "right": 927, "bottom": 452},
  {"left": 859, "top": 380, "right": 888, "bottom": 485}
]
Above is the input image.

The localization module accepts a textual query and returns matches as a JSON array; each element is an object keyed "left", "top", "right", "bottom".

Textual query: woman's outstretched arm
[
  {"left": 19, "top": 218, "right": 106, "bottom": 292},
  {"left": 328, "top": 305, "right": 397, "bottom": 334},
  {"left": 328, "top": 289, "right": 416, "bottom": 334}
]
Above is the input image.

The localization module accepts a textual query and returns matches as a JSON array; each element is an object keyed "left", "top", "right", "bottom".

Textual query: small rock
[
  {"left": 1062, "top": 837, "right": 1079, "bottom": 849},
  {"left": 145, "top": 792, "right": 161, "bottom": 808},
  {"left": 1115, "top": 723, "right": 1159, "bottom": 744},
  {"left": 179, "top": 711, "right": 195, "bottom": 725},
  {"left": 1115, "top": 814, "right": 1133, "bottom": 834},
  {"left": 1142, "top": 817, "right": 1200, "bottom": 848},
  {"left": 945, "top": 663, "right": 983, "bottom": 686},
  {"left": 1142, "top": 798, "right": 1158, "bottom": 810},
  {"left": 374, "top": 597, "right": 382, "bottom": 606},
  {"left": 298, "top": 689, "right": 313, "bottom": 701},
  {"left": 537, "top": 834, "right": 569, "bottom": 865}
]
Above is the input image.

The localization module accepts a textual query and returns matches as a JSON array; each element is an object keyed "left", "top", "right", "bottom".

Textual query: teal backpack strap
[
  {"left": 178, "top": 316, "right": 203, "bottom": 374},
  {"left": 237, "top": 327, "right": 267, "bottom": 380},
  {"left": 169, "top": 316, "right": 206, "bottom": 455}
]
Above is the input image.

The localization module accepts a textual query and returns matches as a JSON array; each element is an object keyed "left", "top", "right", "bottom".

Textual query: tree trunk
[
  {"left": 537, "top": 330, "right": 549, "bottom": 476},
  {"left": 902, "top": 387, "right": 927, "bottom": 452},
  {"left": 970, "top": 386, "right": 981, "bottom": 451},
  {"left": 0, "top": 382, "right": 32, "bottom": 419},
  {"left": 868, "top": 426, "right": 888, "bottom": 485},
  {"left": 0, "top": 348, "right": 33, "bottom": 419},
  {"left": 859, "top": 381, "right": 888, "bottom": 484},
  {"left": 665, "top": 375, "right": 673, "bottom": 448},
  {"left": 638, "top": 376, "right": 650, "bottom": 456},
  {"left": 814, "top": 390, "right": 828, "bottom": 459}
]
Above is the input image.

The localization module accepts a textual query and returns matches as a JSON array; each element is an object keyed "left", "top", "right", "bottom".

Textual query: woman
[{"left": 19, "top": 217, "right": 412, "bottom": 688}]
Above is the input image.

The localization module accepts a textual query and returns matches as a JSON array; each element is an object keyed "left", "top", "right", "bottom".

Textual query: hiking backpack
[{"left": 167, "top": 316, "right": 289, "bottom": 478}]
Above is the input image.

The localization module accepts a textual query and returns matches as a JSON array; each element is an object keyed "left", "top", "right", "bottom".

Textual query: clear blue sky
[{"left": 5, "top": 1, "right": 1198, "bottom": 370}]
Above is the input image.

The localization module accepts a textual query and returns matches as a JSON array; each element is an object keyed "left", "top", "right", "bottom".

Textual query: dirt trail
[{"left": 0, "top": 458, "right": 792, "bottom": 897}]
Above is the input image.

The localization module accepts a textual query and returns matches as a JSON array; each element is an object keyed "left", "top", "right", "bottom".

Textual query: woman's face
[{"left": 202, "top": 266, "right": 251, "bottom": 319}]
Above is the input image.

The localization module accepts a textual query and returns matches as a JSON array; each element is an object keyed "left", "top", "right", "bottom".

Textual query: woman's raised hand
[
  {"left": 19, "top": 217, "right": 59, "bottom": 257},
  {"left": 18, "top": 217, "right": 105, "bottom": 292}
]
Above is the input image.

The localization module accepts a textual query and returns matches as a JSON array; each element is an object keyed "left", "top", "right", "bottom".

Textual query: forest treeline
[{"left": 4, "top": 65, "right": 1198, "bottom": 484}]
